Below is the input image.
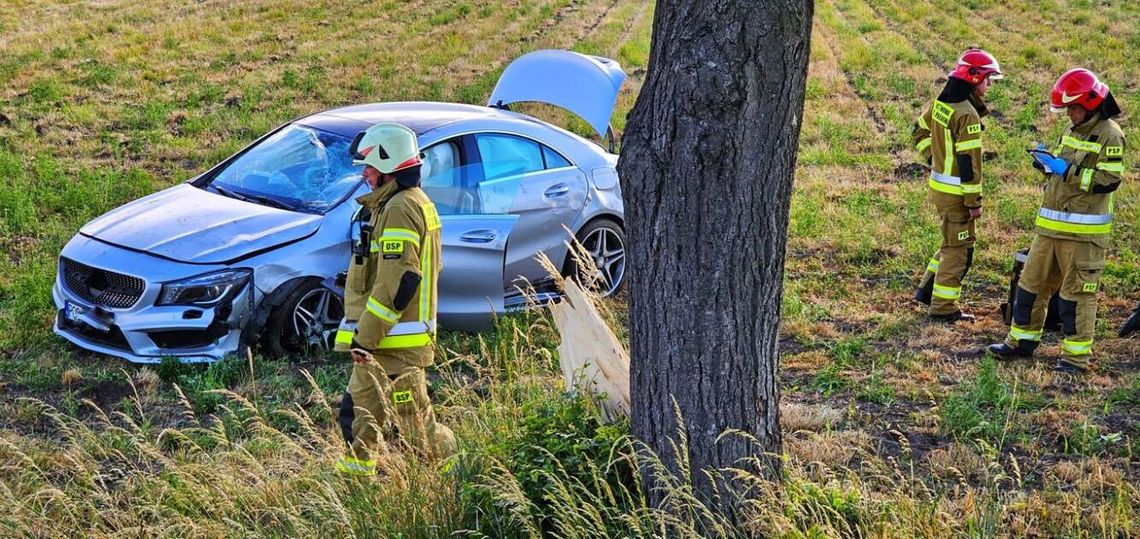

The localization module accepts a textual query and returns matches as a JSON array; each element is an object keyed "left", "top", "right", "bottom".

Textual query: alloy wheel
[
  {"left": 290, "top": 287, "right": 344, "bottom": 351},
  {"left": 582, "top": 226, "right": 626, "bottom": 297}
]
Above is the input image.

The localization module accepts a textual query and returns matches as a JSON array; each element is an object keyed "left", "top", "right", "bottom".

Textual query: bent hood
[
  {"left": 80, "top": 184, "right": 322, "bottom": 264},
  {"left": 488, "top": 49, "right": 626, "bottom": 138}
]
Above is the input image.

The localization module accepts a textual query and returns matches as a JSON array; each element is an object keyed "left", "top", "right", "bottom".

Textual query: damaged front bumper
[{"left": 51, "top": 240, "right": 254, "bottom": 364}]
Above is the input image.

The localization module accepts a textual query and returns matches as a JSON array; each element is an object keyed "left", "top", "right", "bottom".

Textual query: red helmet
[
  {"left": 948, "top": 48, "right": 1003, "bottom": 86},
  {"left": 1050, "top": 68, "right": 1109, "bottom": 113}
]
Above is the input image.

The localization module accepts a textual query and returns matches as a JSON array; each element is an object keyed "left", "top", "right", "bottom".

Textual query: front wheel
[
  {"left": 564, "top": 219, "right": 626, "bottom": 297},
  {"left": 261, "top": 280, "right": 345, "bottom": 358}
]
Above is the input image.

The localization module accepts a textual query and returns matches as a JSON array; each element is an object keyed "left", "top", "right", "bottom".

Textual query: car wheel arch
[
  {"left": 565, "top": 214, "right": 624, "bottom": 262},
  {"left": 561, "top": 214, "right": 626, "bottom": 278},
  {"left": 247, "top": 275, "right": 323, "bottom": 345}
]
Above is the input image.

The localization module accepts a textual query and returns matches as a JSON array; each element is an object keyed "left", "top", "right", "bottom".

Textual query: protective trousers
[
  {"left": 336, "top": 359, "right": 457, "bottom": 475},
  {"left": 1005, "top": 235, "right": 1103, "bottom": 369},
  {"left": 917, "top": 203, "right": 976, "bottom": 315}
]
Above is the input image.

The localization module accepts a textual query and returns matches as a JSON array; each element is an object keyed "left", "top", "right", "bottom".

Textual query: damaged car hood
[{"left": 80, "top": 184, "right": 322, "bottom": 264}]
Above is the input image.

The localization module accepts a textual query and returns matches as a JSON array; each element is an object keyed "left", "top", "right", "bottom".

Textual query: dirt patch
[
  {"left": 893, "top": 162, "right": 927, "bottom": 181},
  {"left": 80, "top": 380, "right": 133, "bottom": 412},
  {"left": 778, "top": 336, "right": 808, "bottom": 356}
]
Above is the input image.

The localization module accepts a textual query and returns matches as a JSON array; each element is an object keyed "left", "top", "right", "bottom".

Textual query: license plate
[
  {"left": 63, "top": 300, "right": 111, "bottom": 332},
  {"left": 64, "top": 300, "right": 87, "bottom": 323}
]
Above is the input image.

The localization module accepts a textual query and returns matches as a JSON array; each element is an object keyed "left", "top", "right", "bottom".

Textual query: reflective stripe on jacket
[
  {"left": 340, "top": 186, "right": 442, "bottom": 362},
  {"left": 913, "top": 98, "right": 985, "bottom": 208},
  {"left": 1035, "top": 114, "right": 1124, "bottom": 246}
]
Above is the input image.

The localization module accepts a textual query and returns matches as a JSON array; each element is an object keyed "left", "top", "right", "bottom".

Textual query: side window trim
[
  {"left": 541, "top": 144, "right": 574, "bottom": 171},
  {"left": 464, "top": 130, "right": 579, "bottom": 169}
]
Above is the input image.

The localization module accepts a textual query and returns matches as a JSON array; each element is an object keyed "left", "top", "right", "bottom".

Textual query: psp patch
[
  {"left": 966, "top": 124, "right": 982, "bottom": 135},
  {"left": 1106, "top": 146, "right": 1123, "bottom": 157},
  {"left": 958, "top": 230, "right": 970, "bottom": 241},
  {"left": 1083, "top": 282, "right": 1098, "bottom": 293},
  {"left": 392, "top": 390, "right": 413, "bottom": 405}
]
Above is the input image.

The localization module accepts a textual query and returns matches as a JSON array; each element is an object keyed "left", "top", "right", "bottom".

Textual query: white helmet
[{"left": 349, "top": 122, "right": 422, "bottom": 174}]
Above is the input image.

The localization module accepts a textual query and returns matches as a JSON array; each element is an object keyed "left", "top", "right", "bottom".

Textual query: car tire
[
  {"left": 564, "top": 218, "right": 626, "bottom": 297},
  {"left": 260, "top": 279, "right": 344, "bottom": 358}
]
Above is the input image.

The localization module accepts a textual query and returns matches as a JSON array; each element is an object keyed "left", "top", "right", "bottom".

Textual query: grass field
[{"left": 1, "top": 0, "right": 1138, "bottom": 536}]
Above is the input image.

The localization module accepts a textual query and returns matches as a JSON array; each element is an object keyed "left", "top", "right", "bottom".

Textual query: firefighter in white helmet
[{"left": 333, "top": 122, "right": 455, "bottom": 475}]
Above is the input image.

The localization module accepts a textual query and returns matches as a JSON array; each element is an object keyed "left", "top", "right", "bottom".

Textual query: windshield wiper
[
  {"left": 211, "top": 184, "right": 297, "bottom": 212},
  {"left": 242, "top": 192, "right": 298, "bottom": 212},
  {"left": 210, "top": 184, "right": 250, "bottom": 202}
]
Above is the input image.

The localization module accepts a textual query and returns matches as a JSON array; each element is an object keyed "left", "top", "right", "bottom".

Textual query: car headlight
[{"left": 158, "top": 269, "right": 251, "bottom": 306}]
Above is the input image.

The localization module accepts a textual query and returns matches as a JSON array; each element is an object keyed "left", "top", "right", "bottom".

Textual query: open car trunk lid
[{"left": 488, "top": 50, "right": 626, "bottom": 138}]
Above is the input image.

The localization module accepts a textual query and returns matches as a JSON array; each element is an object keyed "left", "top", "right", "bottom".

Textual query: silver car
[{"left": 52, "top": 50, "right": 627, "bottom": 363}]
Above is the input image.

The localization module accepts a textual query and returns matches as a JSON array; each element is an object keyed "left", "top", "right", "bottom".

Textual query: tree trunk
[{"left": 618, "top": 0, "right": 814, "bottom": 507}]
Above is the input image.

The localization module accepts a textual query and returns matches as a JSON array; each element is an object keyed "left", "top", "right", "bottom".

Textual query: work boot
[
  {"left": 1120, "top": 303, "right": 1140, "bottom": 337},
  {"left": 929, "top": 311, "right": 975, "bottom": 323},
  {"left": 914, "top": 284, "right": 933, "bottom": 306},
  {"left": 986, "top": 342, "right": 1033, "bottom": 359},
  {"left": 1052, "top": 361, "right": 1087, "bottom": 374}
]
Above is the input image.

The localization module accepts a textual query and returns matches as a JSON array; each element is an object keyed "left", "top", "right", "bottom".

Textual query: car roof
[
  {"left": 297, "top": 101, "right": 611, "bottom": 167},
  {"left": 300, "top": 102, "right": 507, "bottom": 137}
]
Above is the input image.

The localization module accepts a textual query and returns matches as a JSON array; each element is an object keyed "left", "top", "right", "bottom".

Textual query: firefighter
[
  {"left": 333, "top": 122, "right": 456, "bottom": 475},
  {"left": 912, "top": 48, "right": 1003, "bottom": 322},
  {"left": 988, "top": 68, "right": 1125, "bottom": 373}
]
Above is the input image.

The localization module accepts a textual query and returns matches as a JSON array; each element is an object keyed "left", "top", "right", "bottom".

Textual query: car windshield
[{"left": 206, "top": 124, "right": 361, "bottom": 214}]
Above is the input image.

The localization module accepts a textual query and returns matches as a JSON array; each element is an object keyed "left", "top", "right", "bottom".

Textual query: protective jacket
[
  {"left": 913, "top": 83, "right": 987, "bottom": 210},
  {"left": 912, "top": 80, "right": 988, "bottom": 315},
  {"left": 335, "top": 184, "right": 442, "bottom": 371},
  {"left": 1003, "top": 111, "right": 1126, "bottom": 370},
  {"left": 1035, "top": 113, "right": 1124, "bottom": 248}
]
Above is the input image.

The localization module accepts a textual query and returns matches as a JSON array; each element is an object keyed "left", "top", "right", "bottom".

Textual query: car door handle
[
  {"left": 544, "top": 183, "right": 570, "bottom": 197},
  {"left": 459, "top": 230, "right": 497, "bottom": 243}
]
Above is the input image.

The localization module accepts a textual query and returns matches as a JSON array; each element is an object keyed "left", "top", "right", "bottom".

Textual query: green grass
[{"left": 939, "top": 357, "right": 1043, "bottom": 446}]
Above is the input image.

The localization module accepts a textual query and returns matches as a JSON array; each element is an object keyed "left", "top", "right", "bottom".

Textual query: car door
[
  {"left": 471, "top": 133, "right": 587, "bottom": 292},
  {"left": 424, "top": 137, "right": 520, "bottom": 331},
  {"left": 350, "top": 137, "right": 517, "bottom": 331}
]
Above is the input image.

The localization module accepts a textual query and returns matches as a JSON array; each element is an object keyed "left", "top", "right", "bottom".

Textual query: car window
[
  {"left": 543, "top": 145, "right": 572, "bottom": 169},
  {"left": 422, "top": 141, "right": 460, "bottom": 189},
  {"left": 420, "top": 140, "right": 470, "bottom": 215},
  {"left": 476, "top": 134, "right": 545, "bottom": 180},
  {"left": 209, "top": 124, "right": 360, "bottom": 213}
]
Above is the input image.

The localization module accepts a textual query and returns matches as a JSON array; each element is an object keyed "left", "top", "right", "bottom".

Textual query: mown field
[{"left": 1, "top": 0, "right": 1138, "bottom": 537}]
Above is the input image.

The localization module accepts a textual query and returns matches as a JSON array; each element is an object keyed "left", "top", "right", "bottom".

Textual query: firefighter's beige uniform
[
  {"left": 1004, "top": 114, "right": 1124, "bottom": 370},
  {"left": 334, "top": 181, "right": 455, "bottom": 476},
  {"left": 913, "top": 96, "right": 986, "bottom": 315}
]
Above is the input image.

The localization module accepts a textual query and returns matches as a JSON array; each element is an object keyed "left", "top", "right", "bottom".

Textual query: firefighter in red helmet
[
  {"left": 988, "top": 68, "right": 1126, "bottom": 373},
  {"left": 912, "top": 48, "right": 1003, "bottom": 321}
]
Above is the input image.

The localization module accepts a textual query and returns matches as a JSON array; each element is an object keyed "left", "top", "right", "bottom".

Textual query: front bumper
[{"left": 52, "top": 257, "right": 252, "bottom": 364}]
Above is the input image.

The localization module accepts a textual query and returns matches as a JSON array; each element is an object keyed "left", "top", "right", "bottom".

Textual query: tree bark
[{"left": 618, "top": 0, "right": 814, "bottom": 507}]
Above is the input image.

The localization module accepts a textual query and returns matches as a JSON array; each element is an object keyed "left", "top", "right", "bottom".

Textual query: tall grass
[{"left": 3, "top": 309, "right": 1136, "bottom": 537}]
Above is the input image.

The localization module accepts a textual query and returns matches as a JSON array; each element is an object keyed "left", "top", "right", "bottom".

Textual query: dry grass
[{"left": 2, "top": 0, "right": 1139, "bottom": 536}]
